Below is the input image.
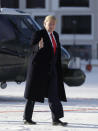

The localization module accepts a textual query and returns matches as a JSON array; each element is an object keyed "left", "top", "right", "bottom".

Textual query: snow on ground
[{"left": 0, "top": 60, "right": 98, "bottom": 131}]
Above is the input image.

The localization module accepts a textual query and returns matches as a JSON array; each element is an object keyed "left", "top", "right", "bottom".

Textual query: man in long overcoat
[{"left": 23, "top": 15, "right": 67, "bottom": 126}]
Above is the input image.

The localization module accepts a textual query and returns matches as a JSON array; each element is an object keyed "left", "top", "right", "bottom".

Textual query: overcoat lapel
[{"left": 43, "top": 30, "right": 59, "bottom": 55}]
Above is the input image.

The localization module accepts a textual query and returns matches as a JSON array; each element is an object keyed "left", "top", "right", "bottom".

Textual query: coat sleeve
[
  {"left": 31, "top": 31, "right": 41, "bottom": 53},
  {"left": 30, "top": 30, "right": 45, "bottom": 63}
]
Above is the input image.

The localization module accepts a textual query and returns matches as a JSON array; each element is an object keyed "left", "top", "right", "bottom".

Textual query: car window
[
  {"left": 5, "top": 15, "right": 34, "bottom": 44},
  {"left": 0, "top": 15, "right": 16, "bottom": 42},
  {"left": 7, "top": 15, "right": 40, "bottom": 44},
  {"left": 25, "top": 16, "right": 41, "bottom": 31},
  {"left": 7, "top": 15, "right": 29, "bottom": 33},
  {"left": 0, "top": 14, "right": 41, "bottom": 45}
]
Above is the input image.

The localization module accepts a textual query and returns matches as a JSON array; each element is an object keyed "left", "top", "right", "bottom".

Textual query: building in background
[{"left": 1, "top": 0, "right": 98, "bottom": 60}]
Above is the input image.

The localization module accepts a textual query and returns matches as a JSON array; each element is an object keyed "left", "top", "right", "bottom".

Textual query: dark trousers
[
  {"left": 48, "top": 66, "right": 64, "bottom": 121},
  {"left": 24, "top": 56, "right": 64, "bottom": 121},
  {"left": 23, "top": 72, "right": 64, "bottom": 121},
  {"left": 23, "top": 100, "right": 35, "bottom": 121}
]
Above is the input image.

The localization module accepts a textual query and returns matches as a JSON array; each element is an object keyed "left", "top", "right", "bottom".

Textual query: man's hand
[{"left": 39, "top": 38, "right": 44, "bottom": 49}]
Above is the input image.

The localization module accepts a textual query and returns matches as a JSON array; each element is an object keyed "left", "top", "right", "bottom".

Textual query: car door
[{"left": 0, "top": 14, "right": 32, "bottom": 82}]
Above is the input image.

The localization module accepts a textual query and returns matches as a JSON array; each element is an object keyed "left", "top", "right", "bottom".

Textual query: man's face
[{"left": 44, "top": 20, "right": 56, "bottom": 33}]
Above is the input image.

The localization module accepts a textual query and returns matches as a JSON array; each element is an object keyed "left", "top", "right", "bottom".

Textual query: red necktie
[{"left": 50, "top": 33, "right": 56, "bottom": 54}]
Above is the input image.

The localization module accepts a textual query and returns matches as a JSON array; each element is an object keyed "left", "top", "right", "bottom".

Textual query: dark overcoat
[{"left": 24, "top": 29, "right": 67, "bottom": 102}]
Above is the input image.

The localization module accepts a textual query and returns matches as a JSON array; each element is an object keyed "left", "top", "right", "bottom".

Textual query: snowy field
[{"left": 0, "top": 61, "right": 98, "bottom": 131}]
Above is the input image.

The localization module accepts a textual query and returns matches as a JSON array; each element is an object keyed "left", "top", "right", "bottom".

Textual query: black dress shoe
[
  {"left": 53, "top": 119, "right": 68, "bottom": 126},
  {"left": 23, "top": 119, "right": 36, "bottom": 125}
]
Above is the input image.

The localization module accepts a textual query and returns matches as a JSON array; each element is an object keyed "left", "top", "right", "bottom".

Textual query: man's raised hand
[{"left": 39, "top": 38, "right": 44, "bottom": 49}]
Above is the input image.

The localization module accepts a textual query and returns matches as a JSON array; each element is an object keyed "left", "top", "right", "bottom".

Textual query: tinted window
[
  {"left": 0, "top": 15, "right": 16, "bottom": 42},
  {"left": 35, "top": 16, "right": 46, "bottom": 28},
  {"left": 7, "top": 15, "right": 29, "bottom": 34},
  {"left": 26, "top": 16, "right": 41, "bottom": 31},
  {"left": 7, "top": 15, "right": 40, "bottom": 44},
  {"left": 8, "top": 15, "right": 31, "bottom": 43},
  {"left": 59, "top": 0, "right": 89, "bottom": 7},
  {"left": 61, "top": 15, "right": 91, "bottom": 34}
]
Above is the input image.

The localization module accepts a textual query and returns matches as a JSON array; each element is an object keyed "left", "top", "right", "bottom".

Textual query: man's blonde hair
[{"left": 44, "top": 15, "right": 57, "bottom": 23}]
